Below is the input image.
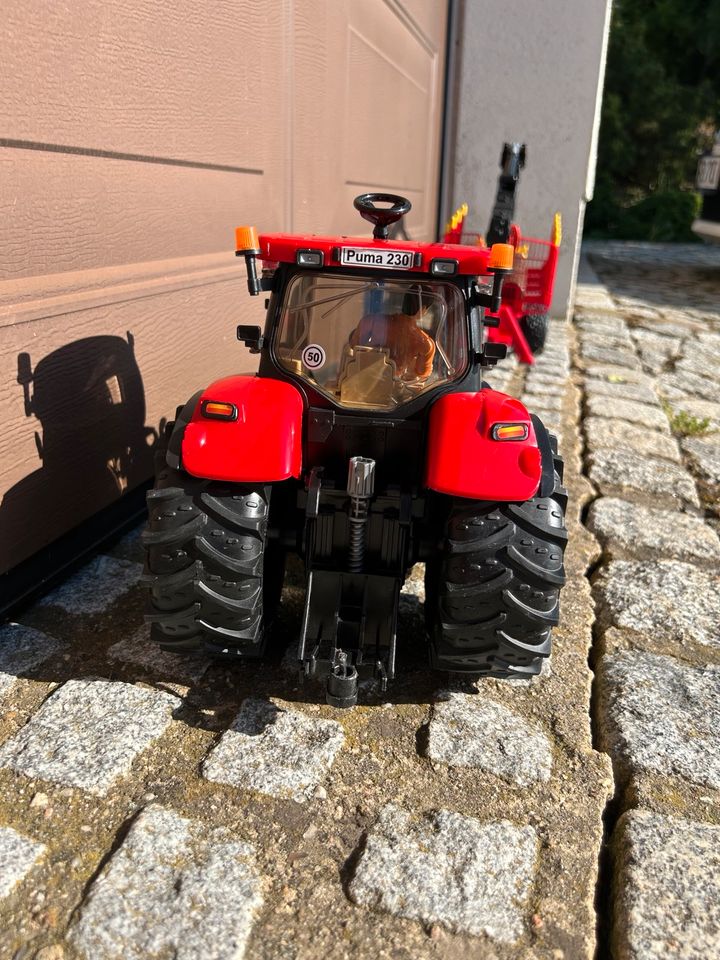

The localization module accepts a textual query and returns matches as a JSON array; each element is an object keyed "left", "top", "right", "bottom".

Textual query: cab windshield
[{"left": 274, "top": 272, "right": 468, "bottom": 411}]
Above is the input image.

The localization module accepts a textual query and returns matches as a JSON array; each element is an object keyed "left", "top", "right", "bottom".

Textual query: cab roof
[{"left": 258, "top": 232, "right": 492, "bottom": 278}]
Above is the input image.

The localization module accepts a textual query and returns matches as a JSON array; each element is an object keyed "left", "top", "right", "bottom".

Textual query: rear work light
[
  {"left": 430, "top": 258, "right": 458, "bottom": 276},
  {"left": 201, "top": 400, "right": 238, "bottom": 421},
  {"left": 491, "top": 422, "right": 529, "bottom": 441},
  {"left": 296, "top": 249, "right": 324, "bottom": 267}
]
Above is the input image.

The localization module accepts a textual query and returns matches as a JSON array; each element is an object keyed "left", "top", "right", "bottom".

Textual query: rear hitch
[
  {"left": 326, "top": 651, "right": 358, "bottom": 708},
  {"left": 298, "top": 455, "right": 400, "bottom": 706}
]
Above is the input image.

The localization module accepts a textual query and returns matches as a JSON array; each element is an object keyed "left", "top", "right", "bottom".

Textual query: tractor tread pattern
[
  {"left": 143, "top": 448, "right": 271, "bottom": 657},
  {"left": 426, "top": 447, "right": 567, "bottom": 678}
]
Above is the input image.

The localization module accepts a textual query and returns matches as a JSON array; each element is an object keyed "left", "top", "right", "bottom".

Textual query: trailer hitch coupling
[{"left": 326, "top": 650, "right": 359, "bottom": 708}]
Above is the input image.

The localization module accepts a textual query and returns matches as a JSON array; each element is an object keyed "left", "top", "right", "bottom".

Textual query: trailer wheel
[
  {"left": 142, "top": 446, "right": 283, "bottom": 658},
  {"left": 425, "top": 455, "right": 567, "bottom": 678},
  {"left": 520, "top": 310, "right": 550, "bottom": 355}
]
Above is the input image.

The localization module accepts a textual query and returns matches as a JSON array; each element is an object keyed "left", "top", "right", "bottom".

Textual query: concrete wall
[{"left": 448, "top": 0, "right": 611, "bottom": 317}]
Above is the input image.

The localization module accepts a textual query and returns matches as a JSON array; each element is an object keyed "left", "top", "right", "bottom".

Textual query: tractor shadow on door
[{"left": 0, "top": 333, "right": 161, "bottom": 580}]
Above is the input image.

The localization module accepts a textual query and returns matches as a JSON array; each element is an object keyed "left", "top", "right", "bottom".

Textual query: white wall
[{"left": 449, "top": 0, "right": 612, "bottom": 317}]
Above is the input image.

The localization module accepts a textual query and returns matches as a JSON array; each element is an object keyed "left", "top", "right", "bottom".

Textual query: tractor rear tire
[
  {"left": 425, "top": 452, "right": 567, "bottom": 679},
  {"left": 142, "top": 447, "right": 282, "bottom": 659},
  {"left": 520, "top": 310, "right": 550, "bottom": 355}
]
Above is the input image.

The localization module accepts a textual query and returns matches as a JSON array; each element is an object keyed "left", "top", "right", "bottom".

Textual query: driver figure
[{"left": 349, "top": 284, "right": 436, "bottom": 383}]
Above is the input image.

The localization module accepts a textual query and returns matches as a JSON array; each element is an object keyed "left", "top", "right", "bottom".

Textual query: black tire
[
  {"left": 142, "top": 446, "right": 283, "bottom": 658},
  {"left": 520, "top": 310, "right": 550, "bottom": 355},
  {"left": 426, "top": 451, "right": 567, "bottom": 678}
]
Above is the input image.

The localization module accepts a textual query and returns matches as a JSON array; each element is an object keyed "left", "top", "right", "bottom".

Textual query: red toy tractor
[
  {"left": 443, "top": 143, "right": 561, "bottom": 364},
  {"left": 142, "top": 194, "right": 567, "bottom": 707}
]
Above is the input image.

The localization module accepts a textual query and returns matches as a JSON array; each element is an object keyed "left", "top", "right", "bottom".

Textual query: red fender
[
  {"left": 424, "top": 389, "right": 541, "bottom": 501},
  {"left": 181, "top": 375, "right": 303, "bottom": 482}
]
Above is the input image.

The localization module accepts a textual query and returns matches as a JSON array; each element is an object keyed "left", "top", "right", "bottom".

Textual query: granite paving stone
[
  {"left": 630, "top": 327, "right": 685, "bottom": 360},
  {"left": 522, "top": 380, "right": 567, "bottom": 398},
  {"left": 533, "top": 353, "right": 570, "bottom": 372},
  {"left": 539, "top": 345, "right": 570, "bottom": 359},
  {"left": 0, "top": 624, "right": 61, "bottom": 704},
  {"left": 521, "top": 391, "right": 563, "bottom": 411},
  {"left": 586, "top": 498, "right": 720, "bottom": 565},
  {"left": 587, "top": 449, "right": 699, "bottom": 508},
  {"left": 525, "top": 369, "right": 569, "bottom": 386},
  {"left": 533, "top": 410, "right": 562, "bottom": 432},
  {"left": 657, "top": 369, "right": 717, "bottom": 403},
  {"left": 70, "top": 805, "right": 263, "bottom": 960},
  {"left": 486, "top": 371, "right": 514, "bottom": 392},
  {"left": 575, "top": 314, "right": 629, "bottom": 336},
  {"left": 574, "top": 278, "right": 617, "bottom": 311},
  {"left": 681, "top": 435, "right": 720, "bottom": 500},
  {"left": 579, "top": 342, "right": 641, "bottom": 369},
  {"left": 594, "top": 562, "right": 720, "bottom": 649},
  {"left": 598, "top": 652, "right": 720, "bottom": 791},
  {"left": 583, "top": 378, "right": 659, "bottom": 407},
  {"left": 39, "top": 554, "right": 142, "bottom": 614},
  {"left": 584, "top": 417, "right": 681, "bottom": 463},
  {"left": 630, "top": 329, "right": 683, "bottom": 372},
  {"left": 579, "top": 332, "right": 635, "bottom": 352},
  {"left": 0, "top": 826, "right": 46, "bottom": 899},
  {"left": 426, "top": 693, "right": 552, "bottom": 786},
  {"left": 666, "top": 397, "right": 720, "bottom": 433},
  {"left": 583, "top": 364, "right": 655, "bottom": 388},
  {"left": 349, "top": 804, "right": 538, "bottom": 942},
  {"left": 627, "top": 316, "right": 684, "bottom": 338},
  {"left": 634, "top": 345, "right": 677, "bottom": 375},
  {"left": 202, "top": 698, "right": 345, "bottom": 802},
  {"left": 697, "top": 329, "right": 720, "bottom": 352},
  {"left": 585, "top": 396, "right": 669, "bottom": 432},
  {"left": 108, "top": 629, "right": 210, "bottom": 685},
  {"left": 679, "top": 344, "right": 720, "bottom": 375},
  {"left": 615, "top": 300, "right": 662, "bottom": 319},
  {"left": 0, "top": 679, "right": 179, "bottom": 795},
  {"left": 613, "top": 811, "right": 720, "bottom": 959}
]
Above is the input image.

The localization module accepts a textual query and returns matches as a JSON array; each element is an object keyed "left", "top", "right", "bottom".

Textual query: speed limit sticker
[{"left": 302, "top": 344, "right": 326, "bottom": 369}]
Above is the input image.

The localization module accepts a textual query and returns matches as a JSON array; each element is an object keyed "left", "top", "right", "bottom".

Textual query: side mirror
[
  {"left": 17, "top": 352, "right": 34, "bottom": 417},
  {"left": 236, "top": 324, "right": 264, "bottom": 354},
  {"left": 17, "top": 352, "right": 33, "bottom": 386}
]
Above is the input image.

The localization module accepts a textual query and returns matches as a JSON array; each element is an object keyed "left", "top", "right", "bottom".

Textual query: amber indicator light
[
  {"left": 201, "top": 400, "right": 238, "bottom": 421},
  {"left": 488, "top": 242, "right": 514, "bottom": 271},
  {"left": 491, "top": 422, "right": 529, "bottom": 441},
  {"left": 235, "top": 225, "right": 260, "bottom": 253}
]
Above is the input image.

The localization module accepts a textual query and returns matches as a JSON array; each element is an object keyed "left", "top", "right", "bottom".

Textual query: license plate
[
  {"left": 340, "top": 246, "right": 415, "bottom": 270},
  {"left": 696, "top": 156, "right": 720, "bottom": 191}
]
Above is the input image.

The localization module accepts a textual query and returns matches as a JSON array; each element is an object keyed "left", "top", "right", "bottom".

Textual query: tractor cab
[
  {"left": 236, "top": 193, "right": 515, "bottom": 415},
  {"left": 274, "top": 272, "right": 467, "bottom": 411}
]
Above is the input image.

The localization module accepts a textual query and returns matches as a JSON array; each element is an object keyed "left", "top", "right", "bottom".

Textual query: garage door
[{"left": 0, "top": 0, "right": 447, "bottom": 577}]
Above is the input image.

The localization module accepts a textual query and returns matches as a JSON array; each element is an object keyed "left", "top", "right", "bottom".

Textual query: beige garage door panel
[
  {"left": 0, "top": 149, "right": 279, "bottom": 281},
  {"left": 1, "top": 1, "right": 287, "bottom": 173},
  {"left": 0, "top": 2, "right": 448, "bottom": 578},
  {"left": 0, "top": 276, "right": 261, "bottom": 571},
  {"left": 392, "top": 0, "right": 448, "bottom": 45},
  {"left": 292, "top": 0, "right": 446, "bottom": 239}
]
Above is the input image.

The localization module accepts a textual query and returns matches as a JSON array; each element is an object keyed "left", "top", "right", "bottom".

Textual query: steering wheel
[{"left": 353, "top": 193, "right": 412, "bottom": 239}]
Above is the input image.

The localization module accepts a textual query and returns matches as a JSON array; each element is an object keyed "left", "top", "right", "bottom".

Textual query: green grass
[{"left": 661, "top": 399, "right": 712, "bottom": 436}]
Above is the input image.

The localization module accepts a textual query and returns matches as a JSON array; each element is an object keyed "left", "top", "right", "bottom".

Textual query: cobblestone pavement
[{"left": 1, "top": 241, "right": 719, "bottom": 959}]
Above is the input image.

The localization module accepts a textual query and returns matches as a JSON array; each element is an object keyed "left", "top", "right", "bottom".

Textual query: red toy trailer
[
  {"left": 143, "top": 194, "right": 567, "bottom": 706},
  {"left": 443, "top": 142, "right": 561, "bottom": 364},
  {"left": 443, "top": 213, "right": 561, "bottom": 364}
]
